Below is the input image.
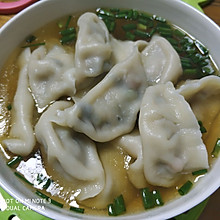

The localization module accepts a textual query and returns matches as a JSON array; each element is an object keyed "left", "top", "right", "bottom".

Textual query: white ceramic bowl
[{"left": 0, "top": 0, "right": 220, "bottom": 219}]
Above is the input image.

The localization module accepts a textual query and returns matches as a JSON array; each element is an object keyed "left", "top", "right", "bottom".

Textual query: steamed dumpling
[
  {"left": 113, "top": 129, "right": 148, "bottom": 189},
  {"left": 81, "top": 142, "right": 137, "bottom": 209},
  {"left": 177, "top": 75, "right": 220, "bottom": 123},
  {"left": 2, "top": 48, "right": 36, "bottom": 156},
  {"left": 139, "top": 82, "right": 209, "bottom": 187},
  {"left": 75, "top": 12, "right": 112, "bottom": 77},
  {"left": 35, "top": 101, "right": 105, "bottom": 201},
  {"left": 28, "top": 45, "right": 75, "bottom": 108},
  {"left": 141, "top": 35, "right": 182, "bottom": 85},
  {"left": 58, "top": 44, "right": 148, "bottom": 142}
]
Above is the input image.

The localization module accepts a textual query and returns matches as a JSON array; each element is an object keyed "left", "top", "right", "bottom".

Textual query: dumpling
[
  {"left": 2, "top": 48, "right": 36, "bottom": 156},
  {"left": 35, "top": 101, "right": 105, "bottom": 201},
  {"left": 177, "top": 75, "right": 220, "bottom": 123},
  {"left": 141, "top": 35, "right": 182, "bottom": 85},
  {"left": 74, "top": 12, "right": 112, "bottom": 77},
  {"left": 113, "top": 129, "right": 148, "bottom": 189},
  {"left": 28, "top": 45, "right": 75, "bottom": 108},
  {"left": 58, "top": 43, "right": 148, "bottom": 142},
  {"left": 81, "top": 142, "right": 137, "bottom": 209},
  {"left": 139, "top": 82, "right": 209, "bottom": 187}
]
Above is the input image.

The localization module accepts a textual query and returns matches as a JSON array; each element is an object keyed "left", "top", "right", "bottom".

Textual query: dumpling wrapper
[
  {"left": 2, "top": 48, "right": 36, "bottom": 156},
  {"left": 28, "top": 45, "right": 76, "bottom": 108},
  {"left": 139, "top": 82, "right": 209, "bottom": 187},
  {"left": 141, "top": 35, "right": 182, "bottom": 85},
  {"left": 113, "top": 129, "right": 149, "bottom": 189},
  {"left": 35, "top": 101, "right": 105, "bottom": 201},
  {"left": 58, "top": 43, "right": 148, "bottom": 142}
]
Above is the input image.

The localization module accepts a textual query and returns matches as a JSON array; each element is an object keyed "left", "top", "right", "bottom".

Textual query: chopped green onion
[
  {"left": 50, "top": 199, "right": 63, "bottom": 208},
  {"left": 192, "top": 169, "right": 208, "bottom": 176},
  {"left": 108, "top": 203, "right": 116, "bottom": 216},
  {"left": 166, "top": 38, "right": 178, "bottom": 46},
  {"left": 7, "top": 156, "right": 22, "bottom": 167},
  {"left": 36, "top": 190, "right": 50, "bottom": 200},
  {"left": 114, "top": 194, "right": 126, "bottom": 215},
  {"left": 122, "top": 23, "right": 137, "bottom": 31},
  {"left": 152, "top": 190, "right": 164, "bottom": 206},
  {"left": 37, "top": 173, "right": 46, "bottom": 184},
  {"left": 137, "top": 23, "right": 147, "bottom": 31},
  {"left": 138, "top": 18, "right": 148, "bottom": 25},
  {"left": 211, "top": 138, "right": 220, "bottom": 158},
  {"left": 141, "top": 188, "right": 154, "bottom": 209},
  {"left": 139, "top": 12, "right": 152, "bottom": 20},
  {"left": 7, "top": 103, "right": 12, "bottom": 110},
  {"left": 107, "top": 194, "right": 126, "bottom": 216},
  {"left": 21, "top": 42, "right": 45, "bottom": 48},
  {"left": 65, "top": 15, "right": 72, "bottom": 29},
  {"left": 154, "top": 16, "right": 166, "bottom": 23},
  {"left": 183, "top": 68, "right": 198, "bottom": 75},
  {"left": 97, "top": 8, "right": 115, "bottom": 18},
  {"left": 14, "top": 172, "right": 33, "bottom": 186},
  {"left": 60, "top": 27, "right": 76, "bottom": 36},
  {"left": 173, "top": 29, "right": 186, "bottom": 38},
  {"left": 25, "top": 35, "right": 36, "bottom": 43},
  {"left": 198, "top": 120, "right": 207, "bottom": 133},
  {"left": 60, "top": 33, "right": 76, "bottom": 44},
  {"left": 43, "top": 178, "right": 52, "bottom": 189},
  {"left": 134, "top": 29, "right": 150, "bottom": 38},
  {"left": 201, "top": 66, "right": 215, "bottom": 75},
  {"left": 178, "top": 180, "right": 193, "bottom": 196},
  {"left": 70, "top": 206, "right": 85, "bottom": 214},
  {"left": 125, "top": 31, "right": 135, "bottom": 41},
  {"left": 131, "top": 10, "right": 139, "bottom": 20},
  {"left": 195, "top": 40, "right": 209, "bottom": 55},
  {"left": 104, "top": 20, "right": 116, "bottom": 32}
]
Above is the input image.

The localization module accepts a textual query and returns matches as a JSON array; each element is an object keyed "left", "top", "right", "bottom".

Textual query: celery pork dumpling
[{"left": 139, "top": 82, "right": 209, "bottom": 187}]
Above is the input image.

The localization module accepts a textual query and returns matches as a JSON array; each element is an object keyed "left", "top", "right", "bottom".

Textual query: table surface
[{"left": 0, "top": 0, "right": 219, "bottom": 220}]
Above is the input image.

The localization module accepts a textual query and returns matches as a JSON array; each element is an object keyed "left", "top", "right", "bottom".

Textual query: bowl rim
[{"left": 0, "top": 0, "right": 220, "bottom": 219}]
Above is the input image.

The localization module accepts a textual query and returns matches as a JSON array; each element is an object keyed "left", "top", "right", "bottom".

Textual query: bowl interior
[{"left": 0, "top": 0, "right": 220, "bottom": 219}]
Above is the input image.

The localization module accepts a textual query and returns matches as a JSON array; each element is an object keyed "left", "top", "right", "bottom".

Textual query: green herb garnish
[
  {"left": 178, "top": 180, "right": 193, "bottom": 196},
  {"left": 211, "top": 138, "right": 220, "bottom": 158}
]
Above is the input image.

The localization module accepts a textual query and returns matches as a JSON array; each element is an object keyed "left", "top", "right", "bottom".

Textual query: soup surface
[{"left": 0, "top": 8, "right": 220, "bottom": 217}]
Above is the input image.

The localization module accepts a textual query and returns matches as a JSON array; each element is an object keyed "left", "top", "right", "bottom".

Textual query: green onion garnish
[
  {"left": 211, "top": 138, "right": 220, "bottom": 158},
  {"left": 65, "top": 15, "right": 72, "bottom": 29},
  {"left": 7, "top": 104, "right": 12, "bottom": 110},
  {"left": 141, "top": 188, "right": 164, "bottom": 209},
  {"left": 183, "top": 68, "right": 198, "bottom": 75},
  {"left": 125, "top": 31, "right": 135, "bottom": 40},
  {"left": 36, "top": 190, "right": 50, "bottom": 200},
  {"left": 21, "top": 42, "right": 45, "bottom": 48},
  {"left": 178, "top": 180, "right": 193, "bottom": 196},
  {"left": 14, "top": 172, "right": 33, "bottom": 186},
  {"left": 134, "top": 29, "right": 150, "bottom": 38},
  {"left": 50, "top": 199, "right": 64, "bottom": 208},
  {"left": 43, "top": 178, "right": 52, "bottom": 189},
  {"left": 198, "top": 120, "right": 207, "bottom": 133},
  {"left": 70, "top": 206, "right": 85, "bottom": 214},
  {"left": 108, "top": 203, "right": 117, "bottom": 216},
  {"left": 7, "top": 156, "right": 22, "bottom": 167},
  {"left": 60, "top": 33, "right": 76, "bottom": 44},
  {"left": 25, "top": 35, "right": 36, "bottom": 43},
  {"left": 141, "top": 187, "right": 154, "bottom": 209},
  {"left": 122, "top": 23, "right": 137, "bottom": 31},
  {"left": 192, "top": 169, "right": 208, "bottom": 176},
  {"left": 107, "top": 194, "right": 126, "bottom": 216},
  {"left": 152, "top": 190, "right": 164, "bottom": 206},
  {"left": 60, "top": 27, "right": 76, "bottom": 36}
]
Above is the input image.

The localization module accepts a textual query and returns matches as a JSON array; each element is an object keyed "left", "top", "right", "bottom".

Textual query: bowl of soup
[{"left": 0, "top": 0, "right": 220, "bottom": 219}]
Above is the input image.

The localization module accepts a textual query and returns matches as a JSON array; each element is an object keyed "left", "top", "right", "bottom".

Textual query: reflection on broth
[{"left": 0, "top": 8, "right": 220, "bottom": 217}]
